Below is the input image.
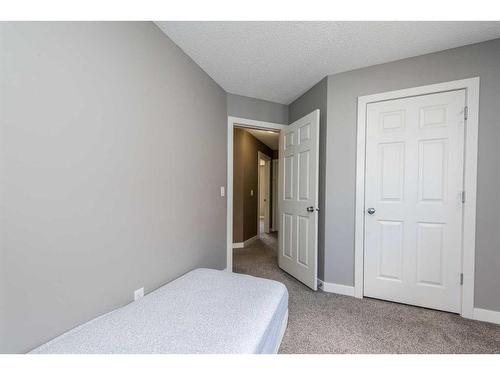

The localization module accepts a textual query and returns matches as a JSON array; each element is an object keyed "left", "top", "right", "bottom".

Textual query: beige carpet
[{"left": 233, "top": 233, "right": 500, "bottom": 354}]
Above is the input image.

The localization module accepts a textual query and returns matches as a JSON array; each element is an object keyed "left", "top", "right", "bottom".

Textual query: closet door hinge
[
  {"left": 461, "top": 191, "right": 466, "bottom": 204},
  {"left": 460, "top": 273, "right": 464, "bottom": 285},
  {"left": 464, "top": 106, "right": 468, "bottom": 120}
]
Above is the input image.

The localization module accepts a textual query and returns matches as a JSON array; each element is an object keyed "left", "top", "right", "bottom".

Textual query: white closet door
[{"left": 364, "top": 90, "right": 466, "bottom": 313}]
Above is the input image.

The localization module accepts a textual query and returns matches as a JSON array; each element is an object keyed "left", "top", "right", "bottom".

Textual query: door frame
[
  {"left": 257, "top": 151, "right": 272, "bottom": 235},
  {"left": 354, "top": 77, "right": 480, "bottom": 318},
  {"left": 271, "top": 159, "right": 279, "bottom": 232},
  {"left": 226, "top": 116, "right": 286, "bottom": 272}
]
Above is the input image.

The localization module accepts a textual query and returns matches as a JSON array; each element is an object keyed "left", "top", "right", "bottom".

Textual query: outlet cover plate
[{"left": 134, "top": 287, "right": 144, "bottom": 301}]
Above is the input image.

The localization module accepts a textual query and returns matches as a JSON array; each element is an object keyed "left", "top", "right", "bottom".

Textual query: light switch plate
[
  {"left": 250, "top": 189, "right": 254, "bottom": 196},
  {"left": 220, "top": 186, "right": 225, "bottom": 197}
]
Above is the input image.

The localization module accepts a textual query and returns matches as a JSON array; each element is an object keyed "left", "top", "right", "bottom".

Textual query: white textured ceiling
[
  {"left": 245, "top": 128, "right": 279, "bottom": 150},
  {"left": 156, "top": 22, "right": 500, "bottom": 104}
]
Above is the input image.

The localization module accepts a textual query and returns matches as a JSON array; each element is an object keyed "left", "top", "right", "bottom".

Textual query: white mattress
[{"left": 30, "top": 268, "right": 289, "bottom": 354}]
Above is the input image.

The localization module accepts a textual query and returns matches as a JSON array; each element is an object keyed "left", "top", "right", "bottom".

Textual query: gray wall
[
  {"left": 227, "top": 93, "right": 288, "bottom": 124},
  {"left": 0, "top": 22, "right": 227, "bottom": 353},
  {"left": 324, "top": 38, "right": 500, "bottom": 312},
  {"left": 288, "top": 78, "right": 328, "bottom": 280}
]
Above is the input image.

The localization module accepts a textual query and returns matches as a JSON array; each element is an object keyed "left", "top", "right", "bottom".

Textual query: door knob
[
  {"left": 307, "top": 206, "right": 319, "bottom": 213},
  {"left": 367, "top": 208, "right": 376, "bottom": 215}
]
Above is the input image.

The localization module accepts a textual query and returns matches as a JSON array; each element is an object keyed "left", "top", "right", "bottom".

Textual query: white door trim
[
  {"left": 227, "top": 116, "right": 286, "bottom": 272},
  {"left": 257, "top": 151, "right": 272, "bottom": 236},
  {"left": 354, "top": 77, "right": 480, "bottom": 319},
  {"left": 272, "top": 159, "right": 279, "bottom": 232}
]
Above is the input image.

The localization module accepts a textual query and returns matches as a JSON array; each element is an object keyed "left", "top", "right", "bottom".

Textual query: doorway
[
  {"left": 226, "top": 117, "right": 284, "bottom": 272},
  {"left": 227, "top": 110, "right": 321, "bottom": 292}
]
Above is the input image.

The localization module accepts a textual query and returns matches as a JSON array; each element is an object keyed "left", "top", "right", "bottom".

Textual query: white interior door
[
  {"left": 278, "top": 110, "right": 320, "bottom": 290},
  {"left": 364, "top": 90, "right": 466, "bottom": 313}
]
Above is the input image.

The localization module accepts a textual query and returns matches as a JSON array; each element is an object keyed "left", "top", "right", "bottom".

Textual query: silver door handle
[
  {"left": 307, "top": 206, "right": 319, "bottom": 212},
  {"left": 367, "top": 208, "right": 376, "bottom": 215}
]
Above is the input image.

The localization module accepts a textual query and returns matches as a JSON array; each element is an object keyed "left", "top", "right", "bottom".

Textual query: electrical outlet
[{"left": 134, "top": 287, "right": 144, "bottom": 301}]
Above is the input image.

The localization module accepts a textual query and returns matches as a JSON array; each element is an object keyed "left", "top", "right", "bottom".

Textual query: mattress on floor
[{"left": 30, "top": 268, "right": 289, "bottom": 354}]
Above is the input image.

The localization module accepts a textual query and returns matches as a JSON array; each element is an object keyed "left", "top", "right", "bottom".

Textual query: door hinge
[
  {"left": 461, "top": 191, "right": 466, "bottom": 204},
  {"left": 460, "top": 273, "right": 464, "bottom": 285},
  {"left": 464, "top": 106, "right": 468, "bottom": 120}
]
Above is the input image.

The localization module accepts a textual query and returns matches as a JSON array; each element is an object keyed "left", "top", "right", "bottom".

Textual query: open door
[{"left": 278, "top": 110, "right": 320, "bottom": 290}]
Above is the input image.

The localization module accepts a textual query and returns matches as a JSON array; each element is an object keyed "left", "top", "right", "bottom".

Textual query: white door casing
[
  {"left": 257, "top": 151, "right": 271, "bottom": 234},
  {"left": 363, "top": 90, "right": 466, "bottom": 313},
  {"left": 278, "top": 110, "right": 320, "bottom": 290},
  {"left": 265, "top": 159, "right": 271, "bottom": 233},
  {"left": 272, "top": 159, "right": 279, "bottom": 232}
]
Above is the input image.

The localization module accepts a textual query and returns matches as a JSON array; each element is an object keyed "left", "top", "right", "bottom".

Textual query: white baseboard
[
  {"left": 232, "top": 234, "right": 259, "bottom": 249},
  {"left": 473, "top": 308, "right": 500, "bottom": 325},
  {"left": 318, "top": 279, "right": 355, "bottom": 297},
  {"left": 318, "top": 281, "right": 499, "bottom": 324}
]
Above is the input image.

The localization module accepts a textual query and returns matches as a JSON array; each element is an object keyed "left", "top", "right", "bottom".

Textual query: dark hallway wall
[{"left": 233, "top": 128, "right": 274, "bottom": 243}]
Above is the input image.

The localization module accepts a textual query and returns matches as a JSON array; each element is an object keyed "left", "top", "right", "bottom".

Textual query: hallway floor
[{"left": 233, "top": 233, "right": 500, "bottom": 354}]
